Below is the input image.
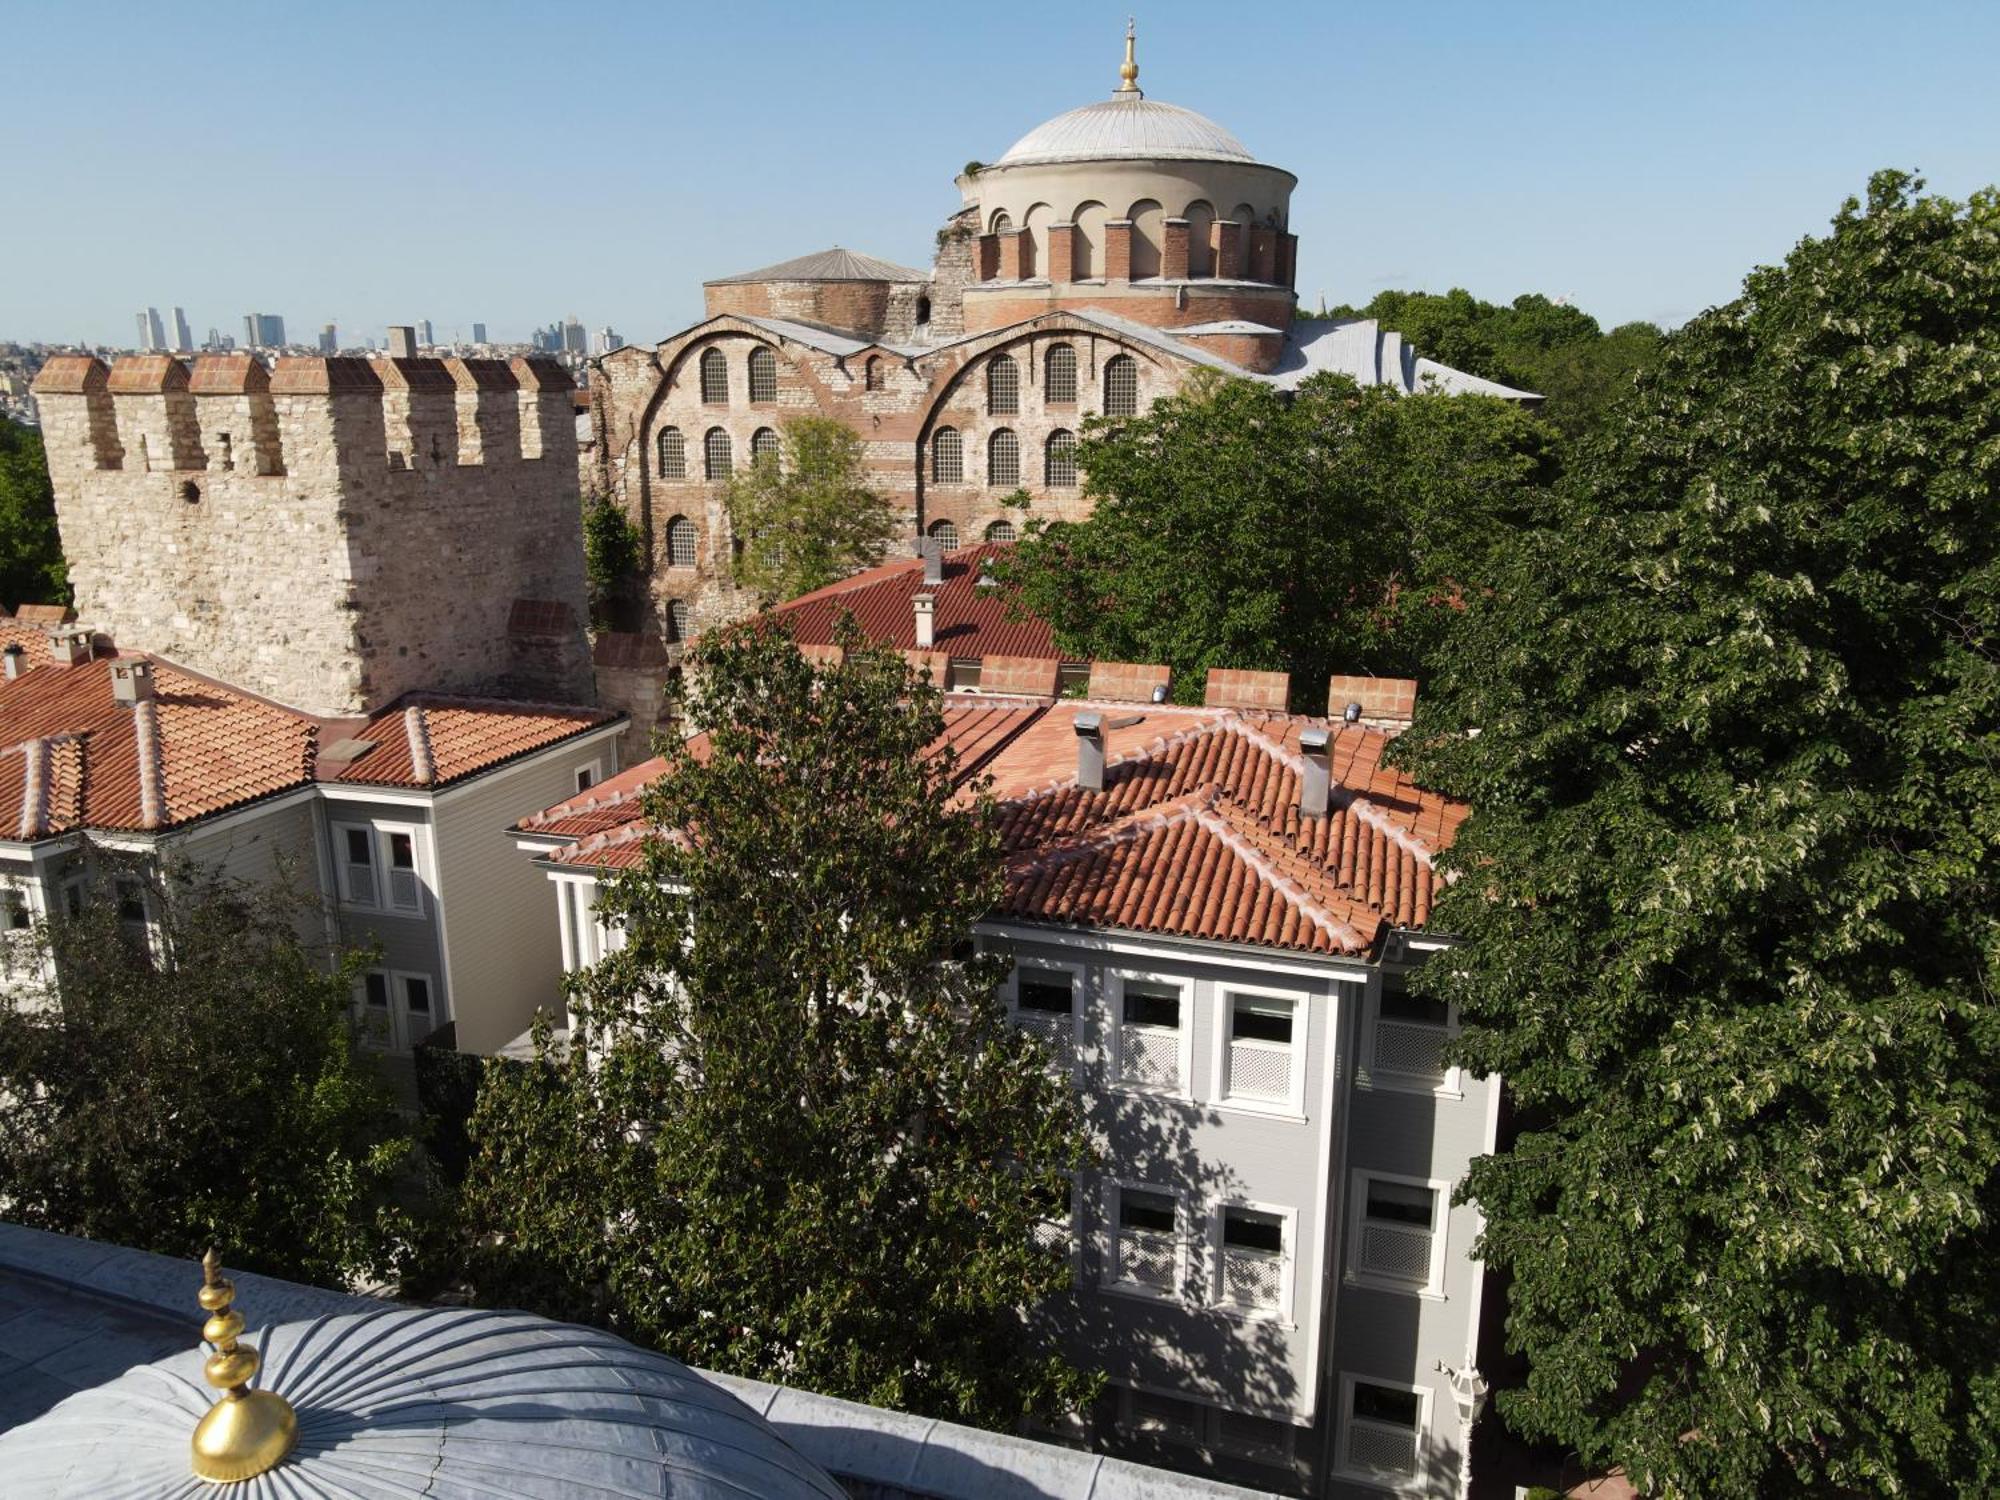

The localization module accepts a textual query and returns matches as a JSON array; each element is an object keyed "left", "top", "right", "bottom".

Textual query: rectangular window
[
  {"left": 1215, "top": 1410, "right": 1297, "bottom": 1465},
  {"left": 1116, "top": 977, "right": 1183, "bottom": 1091},
  {"left": 1223, "top": 991, "right": 1297, "bottom": 1106},
  {"left": 402, "top": 974, "right": 432, "bottom": 1015},
  {"left": 1372, "top": 979, "right": 1453, "bottom": 1088},
  {"left": 1125, "top": 1388, "right": 1202, "bottom": 1445},
  {"left": 1218, "top": 1206, "right": 1287, "bottom": 1315},
  {"left": 1, "top": 889, "right": 29, "bottom": 932},
  {"left": 1343, "top": 1379, "right": 1424, "bottom": 1482},
  {"left": 1011, "top": 966, "right": 1076, "bottom": 1065},
  {"left": 1112, "top": 1186, "right": 1179, "bottom": 1296},
  {"left": 0, "top": 887, "right": 31, "bottom": 979},
  {"left": 114, "top": 877, "right": 148, "bottom": 926},
  {"left": 947, "top": 658, "right": 982, "bottom": 690},
  {"left": 574, "top": 761, "right": 601, "bottom": 794},
  {"left": 385, "top": 831, "right": 423, "bottom": 913},
  {"left": 1352, "top": 1174, "right": 1444, "bottom": 1292},
  {"left": 340, "top": 826, "right": 377, "bottom": 908},
  {"left": 363, "top": 972, "right": 391, "bottom": 1008},
  {"left": 1029, "top": 1178, "right": 1075, "bottom": 1266}
]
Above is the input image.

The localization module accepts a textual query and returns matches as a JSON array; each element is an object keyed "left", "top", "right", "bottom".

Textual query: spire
[
  {"left": 1114, "top": 17, "right": 1141, "bottom": 97},
  {"left": 189, "top": 1247, "right": 298, "bottom": 1482}
]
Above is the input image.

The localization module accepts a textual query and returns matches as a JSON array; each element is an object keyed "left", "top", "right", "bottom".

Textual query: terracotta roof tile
[
  {"left": 770, "top": 543, "right": 1065, "bottom": 662},
  {"left": 323, "top": 695, "right": 617, "bottom": 789}
]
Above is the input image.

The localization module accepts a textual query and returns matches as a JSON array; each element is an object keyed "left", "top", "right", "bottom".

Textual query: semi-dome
[{"left": 994, "top": 96, "right": 1255, "bottom": 167}]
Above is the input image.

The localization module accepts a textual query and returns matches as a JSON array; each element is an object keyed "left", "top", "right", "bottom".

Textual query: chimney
[
  {"left": 110, "top": 659, "right": 156, "bottom": 705},
  {"left": 1299, "top": 726, "right": 1331, "bottom": 818},
  {"left": 976, "top": 556, "right": 999, "bottom": 589},
  {"left": 51, "top": 626, "right": 93, "bottom": 667},
  {"left": 388, "top": 325, "right": 418, "bottom": 359},
  {"left": 2, "top": 644, "right": 23, "bottom": 680},
  {"left": 920, "top": 536, "right": 944, "bottom": 586},
  {"left": 914, "top": 593, "right": 936, "bottom": 650},
  {"left": 1074, "top": 711, "right": 1105, "bottom": 791}
]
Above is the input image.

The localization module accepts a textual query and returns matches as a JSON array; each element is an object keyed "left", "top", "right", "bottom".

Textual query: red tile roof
[
  {"left": 769, "top": 543, "right": 1065, "bottom": 662},
  {"left": 319, "top": 697, "right": 617, "bottom": 789}
]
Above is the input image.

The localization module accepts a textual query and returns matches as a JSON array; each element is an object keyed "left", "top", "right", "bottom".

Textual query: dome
[{"left": 993, "top": 96, "right": 1255, "bottom": 167}]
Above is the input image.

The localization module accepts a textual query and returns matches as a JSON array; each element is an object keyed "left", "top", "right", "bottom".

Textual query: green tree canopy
[
  {"left": 999, "top": 370, "right": 1554, "bottom": 704},
  {"left": 0, "top": 418, "right": 67, "bottom": 609},
  {"left": 723, "top": 416, "right": 899, "bottom": 604},
  {"left": 459, "top": 623, "right": 1099, "bottom": 1427},
  {"left": 0, "top": 864, "right": 411, "bottom": 1286},
  {"left": 1394, "top": 172, "right": 2000, "bottom": 1496},
  {"left": 580, "top": 489, "right": 644, "bottom": 629}
]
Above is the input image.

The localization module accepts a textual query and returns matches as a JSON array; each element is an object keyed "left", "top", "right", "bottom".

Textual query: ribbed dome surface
[
  {"left": 994, "top": 96, "right": 1254, "bottom": 166},
  {"left": 0, "top": 1305, "right": 848, "bottom": 1499}
]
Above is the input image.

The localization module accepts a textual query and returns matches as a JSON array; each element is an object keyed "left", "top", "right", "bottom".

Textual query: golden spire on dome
[
  {"left": 189, "top": 1247, "right": 298, "bottom": 1483},
  {"left": 1115, "top": 17, "right": 1141, "bottom": 97}
]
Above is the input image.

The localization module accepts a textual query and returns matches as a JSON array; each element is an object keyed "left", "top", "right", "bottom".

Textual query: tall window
[
  {"left": 1115, "top": 976, "right": 1184, "bottom": 1092},
  {"left": 1222, "top": 990, "right": 1301, "bottom": 1108},
  {"left": 1217, "top": 1206, "right": 1287, "bottom": 1315},
  {"left": 1342, "top": 1380, "right": 1426, "bottom": 1484},
  {"left": 1372, "top": 977, "right": 1454, "bottom": 1089},
  {"left": 1104, "top": 354, "right": 1138, "bottom": 416},
  {"left": 750, "top": 427, "right": 780, "bottom": 464},
  {"left": 1045, "top": 343, "right": 1077, "bottom": 403},
  {"left": 985, "top": 519, "right": 1017, "bottom": 543},
  {"left": 665, "top": 515, "right": 697, "bottom": 569},
  {"left": 703, "top": 427, "right": 732, "bottom": 479},
  {"left": 699, "top": 347, "right": 728, "bottom": 404},
  {"left": 987, "top": 428, "right": 1020, "bottom": 487},
  {"left": 931, "top": 426, "right": 963, "bottom": 483},
  {"left": 986, "top": 354, "right": 1019, "bottom": 415},
  {"left": 864, "top": 355, "right": 884, "bottom": 392},
  {"left": 1111, "top": 1185, "right": 1179, "bottom": 1297},
  {"left": 667, "top": 599, "right": 692, "bottom": 642},
  {"left": 747, "top": 347, "right": 777, "bottom": 404},
  {"left": 927, "top": 518, "right": 960, "bottom": 553},
  {"left": 1351, "top": 1174, "right": 1445, "bottom": 1292},
  {"left": 1044, "top": 429, "right": 1078, "bottom": 487},
  {"left": 655, "top": 426, "right": 685, "bottom": 479}
]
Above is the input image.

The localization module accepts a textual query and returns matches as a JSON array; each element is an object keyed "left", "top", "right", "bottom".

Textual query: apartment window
[
  {"left": 655, "top": 426, "right": 686, "bottom": 479},
  {"left": 1114, "top": 975, "right": 1184, "bottom": 1092},
  {"left": 339, "top": 826, "right": 376, "bottom": 907},
  {"left": 1104, "top": 354, "right": 1138, "bottom": 417},
  {"left": 1123, "top": 1387, "right": 1202, "bottom": 1445},
  {"left": 1029, "top": 1177, "right": 1077, "bottom": 1272},
  {"left": 985, "top": 519, "right": 1016, "bottom": 543},
  {"left": 385, "top": 831, "right": 423, "bottom": 913},
  {"left": 574, "top": 760, "right": 603, "bottom": 795},
  {"left": 1372, "top": 978, "right": 1454, "bottom": 1090},
  {"left": 1221, "top": 990, "right": 1301, "bottom": 1109},
  {"left": 402, "top": 973, "right": 433, "bottom": 1018},
  {"left": 1111, "top": 1186, "right": 1180, "bottom": 1296},
  {"left": 931, "top": 426, "right": 963, "bottom": 483},
  {"left": 363, "top": 971, "right": 390, "bottom": 1010},
  {"left": 699, "top": 347, "right": 728, "bottom": 404},
  {"left": 927, "top": 518, "right": 960, "bottom": 553},
  {"left": 1045, "top": 342, "right": 1077, "bottom": 403},
  {"left": 703, "top": 427, "right": 733, "bottom": 479},
  {"left": 1351, "top": 1173, "right": 1445, "bottom": 1293},
  {"left": 748, "top": 346, "right": 778, "bottom": 404},
  {"left": 986, "top": 354, "right": 1019, "bottom": 415},
  {"left": 750, "top": 427, "right": 780, "bottom": 464},
  {"left": 1341, "top": 1379, "right": 1427, "bottom": 1485},
  {"left": 1215, "top": 1410, "right": 1298, "bottom": 1466},
  {"left": 1044, "top": 429, "right": 1078, "bottom": 487},
  {"left": 665, "top": 515, "right": 698, "bottom": 568},
  {"left": 114, "top": 877, "right": 149, "bottom": 927},
  {"left": 3, "top": 888, "right": 33, "bottom": 933},
  {"left": 987, "top": 428, "right": 1020, "bottom": 487},
  {"left": 336, "top": 825, "right": 424, "bottom": 916},
  {"left": 1216, "top": 1205, "right": 1288, "bottom": 1317},
  {"left": 1011, "top": 965, "right": 1076, "bottom": 1062}
]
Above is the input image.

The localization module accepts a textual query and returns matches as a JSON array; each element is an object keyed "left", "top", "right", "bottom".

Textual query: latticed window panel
[
  {"left": 656, "top": 426, "right": 686, "bottom": 479},
  {"left": 1045, "top": 343, "right": 1077, "bottom": 403},
  {"left": 1374, "top": 1019, "right": 1448, "bottom": 1081},
  {"left": 699, "top": 348, "right": 728, "bottom": 404},
  {"left": 931, "top": 427, "right": 963, "bottom": 483},
  {"left": 1117, "top": 1229, "right": 1177, "bottom": 1293},
  {"left": 985, "top": 519, "right": 1017, "bottom": 543},
  {"left": 1346, "top": 1419, "right": 1419, "bottom": 1477},
  {"left": 987, "top": 355, "right": 1020, "bottom": 415},
  {"left": 748, "top": 347, "right": 778, "bottom": 403},
  {"left": 1119, "top": 1024, "right": 1179, "bottom": 1089},
  {"left": 667, "top": 600, "right": 692, "bottom": 642},
  {"left": 927, "top": 519, "right": 960, "bottom": 553},
  {"left": 1359, "top": 1222, "right": 1434, "bottom": 1285},
  {"left": 988, "top": 429, "right": 1020, "bottom": 487},
  {"left": 703, "top": 428, "right": 733, "bottom": 479},
  {"left": 1222, "top": 1247, "right": 1285, "bottom": 1310},
  {"left": 1227, "top": 1039, "right": 1291, "bottom": 1101},
  {"left": 665, "top": 516, "right": 697, "bottom": 569},
  {"left": 1031, "top": 1216, "right": 1070, "bottom": 1258},
  {"left": 1014, "top": 1008, "right": 1074, "bottom": 1068},
  {"left": 750, "top": 427, "right": 780, "bottom": 463},
  {"left": 1103, "top": 354, "right": 1139, "bottom": 416},
  {"left": 1045, "top": 430, "right": 1078, "bottom": 487}
]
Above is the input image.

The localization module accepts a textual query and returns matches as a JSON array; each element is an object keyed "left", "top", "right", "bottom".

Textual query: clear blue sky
[{"left": 5, "top": 0, "right": 1995, "bottom": 348}]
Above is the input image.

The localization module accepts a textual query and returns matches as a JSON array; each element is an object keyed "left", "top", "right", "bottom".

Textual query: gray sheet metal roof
[
  {"left": 737, "top": 314, "right": 927, "bottom": 361},
  {"left": 707, "top": 247, "right": 930, "bottom": 285},
  {"left": 1270, "top": 318, "right": 1542, "bottom": 400},
  {"left": 995, "top": 96, "right": 1256, "bottom": 167}
]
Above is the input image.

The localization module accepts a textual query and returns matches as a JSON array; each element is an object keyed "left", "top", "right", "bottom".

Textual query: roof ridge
[
  {"left": 1186, "top": 793, "right": 1364, "bottom": 951},
  {"left": 999, "top": 713, "right": 1234, "bottom": 811},
  {"left": 133, "top": 698, "right": 165, "bottom": 830},
  {"left": 404, "top": 705, "right": 437, "bottom": 786},
  {"left": 1224, "top": 716, "right": 1437, "bottom": 866}
]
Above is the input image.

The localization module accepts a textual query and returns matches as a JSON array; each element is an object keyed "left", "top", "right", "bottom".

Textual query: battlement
[{"left": 32, "top": 354, "right": 575, "bottom": 479}]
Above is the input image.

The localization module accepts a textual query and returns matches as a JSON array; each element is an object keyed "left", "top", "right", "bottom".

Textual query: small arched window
[
  {"left": 865, "top": 355, "right": 884, "bottom": 392},
  {"left": 704, "top": 427, "right": 733, "bottom": 479},
  {"left": 665, "top": 515, "right": 698, "bottom": 569},
  {"left": 1045, "top": 343, "right": 1077, "bottom": 404},
  {"left": 932, "top": 427, "right": 964, "bottom": 483},
  {"left": 985, "top": 519, "right": 1018, "bottom": 544},
  {"left": 748, "top": 347, "right": 777, "bottom": 404},
  {"left": 988, "top": 428, "right": 1020, "bottom": 487},
  {"left": 656, "top": 426, "right": 686, "bottom": 479},
  {"left": 1045, "top": 430, "right": 1078, "bottom": 487},
  {"left": 667, "top": 600, "right": 692, "bottom": 642},
  {"left": 699, "top": 348, "right": 728, "bottom": 404},
  {"left": 927, "top": 518, "right": 960, "bottom": 553},
  {"left": 751, "top": 427, "right": 780, "bottom": 464},
  {"left": 1104, "top": 354, "right": 1139, "bottom": 417},
  {"left": 916, "top": 296, "right": 932, "bottom": 326},
  {"left": 987, "top": 354, "right": 1019, "bottom": 416}
]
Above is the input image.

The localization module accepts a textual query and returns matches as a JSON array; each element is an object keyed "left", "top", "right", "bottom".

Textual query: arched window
[
  {"left": 916, "top": 296, "right": 931, "bottom": 326},
  {"left": 1045, "top": 343, "right": 1077, "bottom": 404},
  {"left": 667, "top": 600, "right": 692, "bottom": 642},
  {"left": 985, "top": 519, "right": 1018, "bottom": 543},
  {"left": 665, "top": 515, "right": 697, "bottom": 569},
  {"left": 1104, "top": 355, "right": 1138, "bottom": 417},
  {"left": 864, "top": 355, "right": 883, "bottom": 392},
  {"left": 931, "top": 427, "right": 963, "bottom": 483},
  {"left": 927, "top": 518, "right": 960, "bottom": 553},
  {"left": 704, "top": 427, "right": 732, "bottom": 479},
  {"left": 988, "top": 428, "right": 1020, "bottom": 487},
  {"left": 748, "top": 347, "right": 777, "bottom": 404},
  {"left": 751, "top": 427, "right": 780, "bottom": 463},
  {"left": 1044, "top": 430, "right": 1078, "bottom": 487},
  {"left": 699, "top": 347, "right": 728, "bottom": 404},
  {"left": 656, "top": 426, "right": 685, "bottom": 479},
  {"left": 986, "top": 354, "right": 1019, "bottom": 416}
]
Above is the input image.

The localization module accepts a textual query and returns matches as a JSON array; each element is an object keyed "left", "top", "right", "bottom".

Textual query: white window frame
[
  {"left": 1111, "top": 1382, "right": 1304, "bottom": 1472},
  {"left": 1346, "top": 1170, "right": 1450, "bottom": 1298},
  {"left": 1107, "top": 968, "right": 1190, "bottom": 1097},
  {"left": 1361, "top": 982, "right": 1462, "bottom": 1098},
  {"left": 0, "top": 878, "right": 41, "bottom": 982},
  {"left": 1336, "top": 1373, "right": 1433, "bottom": 1493},
  {"left": 1103, "top": 1178, "right": 1185, "bottom": 1303},
  {"left": 1005, "top": 958, "right": 1085, "bottom": 1077},
  {"left": 1029, "top": 1175, "right": 1084, "bottom": 1289},
  {"left": 1208, "top": 1198, "right": 1297, "bottom": 1326},
  {"left": 333, "top": 821, "right": 428, "bottom": 917},
  {"left": 573, "top": 758, "right": 604, "bottom": 795},
  {"left": 1211, "top": 981, "right": 1309, "bottom": 1117}
]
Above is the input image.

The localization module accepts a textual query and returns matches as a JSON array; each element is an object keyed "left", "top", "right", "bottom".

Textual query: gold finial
[
  {"left": 1115, "top": 17, "right": 1141, "bottom": 96},
  {"left": 190, "top": 1247, "right": 298, "bottom": 1484}
]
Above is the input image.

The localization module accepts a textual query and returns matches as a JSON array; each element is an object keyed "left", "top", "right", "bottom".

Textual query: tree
[
  {"left": 723, "top": 416, "right": 899, "bottom": 604},
  {"left": 580, "top": 489, "right": 644, "bottom": 629},
  {"left": 0, "top": 418, "right": 67, "bottom": 609},
  {"left": 459, "top": 623, "right": 1100, "bottom": 1427},
  {"left": 999, "top": 369, "right": 1553, "bottom": 703},
  {"left": 0, "top": 863, "right": 411, "bottom": 1286},
  {"left": 1391, "top": 173, "right": 2000, "bottom": 1496}
]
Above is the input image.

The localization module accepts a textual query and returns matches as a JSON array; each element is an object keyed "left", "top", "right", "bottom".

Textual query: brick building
[{"left": 588, "top": 27, "right": 1535, "bottom": 648}]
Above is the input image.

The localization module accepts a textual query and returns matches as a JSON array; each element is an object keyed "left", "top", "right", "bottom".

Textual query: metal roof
[
  {"left": 994, "top": 96, "right": 1256, "bottom": 167},
  {"left": 706, "top": 247, "right": 930, "bottom": 286},
  {"left": 1271, "top": 319, "right": 1543, "bottom": 401}
]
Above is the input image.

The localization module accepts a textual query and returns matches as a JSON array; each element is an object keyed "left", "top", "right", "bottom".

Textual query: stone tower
[{"left": 30, "top": 352, "right": 593, "bottom": 717}]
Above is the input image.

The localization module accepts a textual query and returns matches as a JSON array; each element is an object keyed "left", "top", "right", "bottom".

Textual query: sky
[{"left": 4, "top": 0, "right": 1996, "bottom": 349}]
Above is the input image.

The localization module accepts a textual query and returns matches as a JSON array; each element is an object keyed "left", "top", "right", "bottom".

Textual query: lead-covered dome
[{"left": 995, "top": 96, "right": 1255, "bottom": 167}]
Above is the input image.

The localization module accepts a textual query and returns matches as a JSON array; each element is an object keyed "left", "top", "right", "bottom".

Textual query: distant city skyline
[{"left": 6, "top": 1, "right": 1998, "bottom": 349}]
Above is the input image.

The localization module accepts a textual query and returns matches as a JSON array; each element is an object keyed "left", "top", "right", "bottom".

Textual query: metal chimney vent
[
  {"left": 1074, "top": 711, "right": 1105, "bottom": 791},
  {"left": 919, "top": 536, "right": 944, "bottom": 586},
  {"left": 1299, "top": 725, "right": 1331, "bottom": 819},
  {"left": 110, "top": 659, "right": 156, "bottom": 706},
  {"left": 2, "top": 644, "right": 23, "bottom": 680}
]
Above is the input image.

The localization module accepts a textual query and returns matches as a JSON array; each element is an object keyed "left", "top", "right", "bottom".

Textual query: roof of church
[
  {"left": 706, "top": 247, "right": 930, "bottom": 286},
  {"left": 994, "top": 95, "right": 1256, "bottom": 167},
  {"left": 1273, "top": 319, "right": 1544, "bottom": 401}
]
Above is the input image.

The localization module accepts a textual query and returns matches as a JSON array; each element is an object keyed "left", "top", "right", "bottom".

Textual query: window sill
[
  {"left": 1213, "top": 1096, "right": 1308, "bottom": 1123},
  {"left": 1345, "top": 1273, "right": 1447, "bottom": 1302},
  {"left": 1101, "top": 1278, "right": 1181, "bottom": 1307},
  {"left": 1112, "top": 1079, "right": 1191, "bottom": 1102},
  {"left": 1357, "top": 1073, "right": 1463, "bottom": 1101},
  {"left": 1336, "top": 1464, "right": 1428, "bottom": 1496},
  {"left": 1211, "top": 1301, "right": 1295, "bottom": 1329}
]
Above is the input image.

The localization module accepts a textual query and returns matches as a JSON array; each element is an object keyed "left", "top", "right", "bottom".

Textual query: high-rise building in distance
[
  {"left": 596, "top": 327, "right": 624, "bottom": 354},
  {"left": 417, "top": 319, "right": 435, "bottom": 348},
  {"left": 171, "top": 307, "right": 192, "bottom": 353},
  {"left": 561, "top": 318, "right": 587, "bottom": 355},
  {"left": 136, "top": 307, "right": 166, "bottom": 352},
  {"left": 472, "top": 322, "right": 488, "bottom": 344},
  {"left": 318, "top": 323, "right": 338, "bottom": 354},
  {"left": 241, "top": 312, "right": 286, "bottom": 348}
]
